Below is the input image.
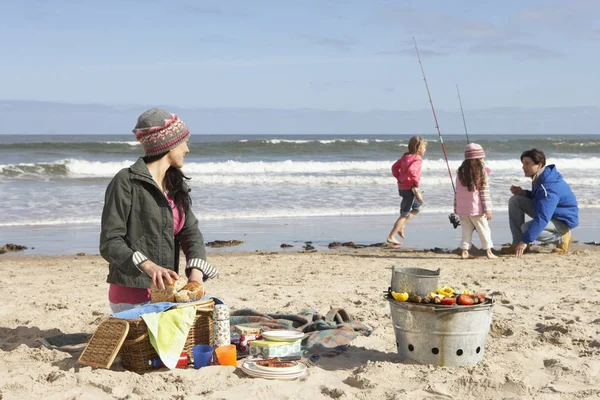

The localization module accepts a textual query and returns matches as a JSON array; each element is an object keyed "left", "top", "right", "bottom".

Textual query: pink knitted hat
[
  {"left": 132, "top": 108, "right": 189, "bottom": 156},
  {"left": 464, "top": 143, "right": 485, "bottom": 160}
]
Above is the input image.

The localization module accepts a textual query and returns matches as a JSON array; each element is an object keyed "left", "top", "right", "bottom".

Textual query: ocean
[{"left": 1, "top": 134, "right": 599, "bottom": 255}]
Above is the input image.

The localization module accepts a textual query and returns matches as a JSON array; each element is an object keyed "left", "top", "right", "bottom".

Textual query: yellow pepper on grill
[
  {"left": 437, "top": 285, "right": 455, "bottom": 297},
  {"left": 429, "top": 291, "right": 444, "bottom": 298},
  {"left": 391, "top": 291, "right": 409, "bottom": 302},
  {"left": 462, "top": 289, "right": 473, "bottom": 295}
]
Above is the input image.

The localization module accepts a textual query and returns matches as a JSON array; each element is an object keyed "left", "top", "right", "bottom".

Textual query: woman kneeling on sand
[{"left": 100, "top": 108, "right": 218, "bottom": 313}]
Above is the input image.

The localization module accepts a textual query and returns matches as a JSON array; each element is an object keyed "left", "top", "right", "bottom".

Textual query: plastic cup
[
  {"left": 214, "top": 344, "right": 237, "bottom": 367},
  {"left": 192, "top": 344, "right": 214, "bottom": 369}
]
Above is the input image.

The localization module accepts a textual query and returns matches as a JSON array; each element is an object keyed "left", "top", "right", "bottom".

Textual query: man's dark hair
[{"left": 520, "top": 148, "right": 546, "bottom": 167}]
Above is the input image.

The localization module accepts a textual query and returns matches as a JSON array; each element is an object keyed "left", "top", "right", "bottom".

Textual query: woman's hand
[
  {"left": 485, "top": 211, "right": 493, "bottom": 221},
  {"left": 187, "top": 268, "right": 207, "bottom": 297},
  {"left": 139, "top": 260, "right": 179, "bottom": 289}
]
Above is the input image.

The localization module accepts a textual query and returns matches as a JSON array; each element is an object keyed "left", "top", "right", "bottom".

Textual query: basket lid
[
  {"left": 170, "top": 298, "right": 215, "bottom": 310},
  {"left": 77, "top": 318, "right": 129, "bottom": 369}
]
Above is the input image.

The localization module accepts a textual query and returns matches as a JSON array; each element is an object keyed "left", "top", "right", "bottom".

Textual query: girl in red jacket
[{"left": 387, "top": 136, "right": 427, "bottom": 246}]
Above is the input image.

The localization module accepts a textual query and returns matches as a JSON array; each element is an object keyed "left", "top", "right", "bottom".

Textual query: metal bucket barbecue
[
  {"left": 388, "top": 297, "right": 495, "bottom": 366},
  {"left": 390, "top": 267, "right": 440, "bottom": 297}
]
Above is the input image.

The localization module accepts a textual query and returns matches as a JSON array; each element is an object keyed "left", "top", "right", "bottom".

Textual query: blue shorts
[{"left": 399, "top": 189, "right": 421, "bottom": 217}]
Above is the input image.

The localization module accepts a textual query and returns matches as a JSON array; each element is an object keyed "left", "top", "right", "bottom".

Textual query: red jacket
[{"left": 391, "top": 154, "right": 422, "bottom": 190}]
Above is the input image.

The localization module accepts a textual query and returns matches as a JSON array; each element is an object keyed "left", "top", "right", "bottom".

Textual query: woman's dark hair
[
  {"left": 458, "top": 159, "right": 487, "bottom": 192},
  {"left": 143, "top": 153, "right": 192, "bottom": 214},
  {"left": 520, "top": 148, "right": 546, "bottom": 167}
]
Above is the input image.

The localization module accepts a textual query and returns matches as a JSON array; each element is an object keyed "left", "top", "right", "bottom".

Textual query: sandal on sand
[
  {"left": 325, "top": 308, "right": 352, "bottom": 324},
  {"left": 42, "top": 333, "right": 92, "bottom": 353}
]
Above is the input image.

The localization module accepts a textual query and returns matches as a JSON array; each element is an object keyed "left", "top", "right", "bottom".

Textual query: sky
[{"left": 0, "top": 0, "right": 599, "bottom": 134}]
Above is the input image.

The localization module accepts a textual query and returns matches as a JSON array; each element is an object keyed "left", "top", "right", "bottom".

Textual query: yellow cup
[{"left": 214, "top": 344, "right": 237, "bottom": 367}]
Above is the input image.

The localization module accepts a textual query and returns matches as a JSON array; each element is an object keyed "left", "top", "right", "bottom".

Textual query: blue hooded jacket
[{"left": 521, "top": 164, "right": 578, "bottom": 243}]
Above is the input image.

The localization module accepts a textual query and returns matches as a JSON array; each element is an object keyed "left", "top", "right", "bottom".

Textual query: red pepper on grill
[{"left": 457, "top": 294, "right": 475, "bottom": 306}]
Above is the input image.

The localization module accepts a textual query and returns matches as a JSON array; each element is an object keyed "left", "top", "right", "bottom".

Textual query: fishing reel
[{"left": 448, "top": 213, "right": 461, "bottom": 229}]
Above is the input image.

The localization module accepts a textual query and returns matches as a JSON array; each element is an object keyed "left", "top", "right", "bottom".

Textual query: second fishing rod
[{"left": 412, "top": 37, "right": 462, "bottom": 228}]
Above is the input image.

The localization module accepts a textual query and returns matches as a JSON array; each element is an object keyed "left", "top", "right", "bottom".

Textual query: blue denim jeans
[
  {"left": 398, "top": 189, "right": 421, "bottom": 217},
  {"left": 508, "top": 195, "right": 568, "bottom": 245}
]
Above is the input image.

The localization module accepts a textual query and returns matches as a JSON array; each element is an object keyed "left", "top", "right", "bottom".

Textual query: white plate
[
  {"left": 242, "top": 370, "right": 305, "bottom": 380},
  {"left": 241, "top": 362, "right": 307, "bottom": 380},
  {"left": 261, "top": 330, "right": 304, "bottom": 342}
]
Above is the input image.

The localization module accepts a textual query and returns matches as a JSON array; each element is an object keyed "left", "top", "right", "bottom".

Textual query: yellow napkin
[{"left": 141, "top": 307, "right": 196, "bottom": 369}]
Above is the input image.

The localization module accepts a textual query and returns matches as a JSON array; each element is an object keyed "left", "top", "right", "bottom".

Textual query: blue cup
[{"left": 192, "top": 344, "right": 214, "bottom": 369}]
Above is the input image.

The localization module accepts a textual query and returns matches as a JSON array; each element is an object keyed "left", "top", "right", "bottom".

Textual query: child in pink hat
[{"left": 454, "top": 143, "right": 497, "bottom": 259}]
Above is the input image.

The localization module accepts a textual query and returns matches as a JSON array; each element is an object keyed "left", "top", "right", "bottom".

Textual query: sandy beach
[{"left": 1, "top": 245, "right": 600, "bottom": 400}]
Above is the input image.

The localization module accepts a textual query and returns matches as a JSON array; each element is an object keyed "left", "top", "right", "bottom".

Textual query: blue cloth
[
  {"left": 112, "top": 296, "right": 223, "bottom": 319},
  {"left": 112, "top": 303, "right": 173, "bottom": 319},
  {"left": 521, "top": 165, "right": 579, "bottom": 243}
]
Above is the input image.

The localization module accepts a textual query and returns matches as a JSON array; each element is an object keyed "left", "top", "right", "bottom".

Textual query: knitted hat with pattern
[
  {"left": 464, "top": 143, "right": 485, "bottom": 160},
  {"left": 133, "top": 108, "right": 189, "bottom": 156}
]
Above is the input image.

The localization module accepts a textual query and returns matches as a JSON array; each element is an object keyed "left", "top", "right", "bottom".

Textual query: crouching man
[{"left": 501, "top": 148, "right": 578, "bottom": 258}]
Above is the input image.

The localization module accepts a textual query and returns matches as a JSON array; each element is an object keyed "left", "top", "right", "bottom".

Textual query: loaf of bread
[
  {"left": 175, "top": 281, "right": 204, "bottom": 302},
  {"left": 150, "top": 281, "right": 176, "bottom": 303},
  {"left": 151, "top": 277, "right": 203, "bottom": 303}
]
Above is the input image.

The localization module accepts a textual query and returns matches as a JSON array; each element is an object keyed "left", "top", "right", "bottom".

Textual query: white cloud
[
  {"left": 375, "top": 48, "right": 448, "bottom": 57},
  {"left": 303, "top": 35, "right": 357, "bottom": 52},
  {"left": 517, "top": 0, "right": 600, "bottom": 38},
  {"left": 469, "top": 41, "right": 562, "bottom": 59},
  {"left": 368, "top": 6, "right": 522, "bottom": 40},
  {"left": 76, "top": 55, "right": 348, "bottom": 71}
]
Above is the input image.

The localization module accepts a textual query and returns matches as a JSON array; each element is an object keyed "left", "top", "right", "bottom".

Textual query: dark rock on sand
[
  {"left": 280, "top": 243, "right": 293, "bottom": 248},
  {"left": 0, "top": 243, "right": 28, "bottom": 254},
  {"left": 303, "top": 242, "right": 315, "bottom": 251},
  {"left": 429, "top": 247, "right": 452, "bottom": 254},
  {"left": 206, "top": 240, "right": 244, "bottom": 248},
  {"left": 342, "top": 242, "right": 364, "bottom": 248},
  {"left": 328, "top": 241, "right": 387, "bottom": 249}
]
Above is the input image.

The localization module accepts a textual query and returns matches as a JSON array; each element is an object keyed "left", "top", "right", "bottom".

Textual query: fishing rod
[
  {"left": 456, "top": 84, "right": 470, "bottom": 144},
  {"left": 412, "top": 37, "right": 456, "bottom": 194}
]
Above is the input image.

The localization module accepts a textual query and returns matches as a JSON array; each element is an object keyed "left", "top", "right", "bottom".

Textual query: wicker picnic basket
[{"left": 118, "top": 299, "right": 215, "bottom": 373}]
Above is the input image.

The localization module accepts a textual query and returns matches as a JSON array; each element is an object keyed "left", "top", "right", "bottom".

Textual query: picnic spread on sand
[{"left": 70, "top": 266, "right": 496, "bottom": 380}]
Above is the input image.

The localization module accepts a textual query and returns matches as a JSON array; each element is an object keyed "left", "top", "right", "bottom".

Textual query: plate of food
[
  {"left": 261, "top": 330, "right": 304, "bottom": 342},
  {"left": 252, "top": 358, "right": 300, "bottom": 372}
]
